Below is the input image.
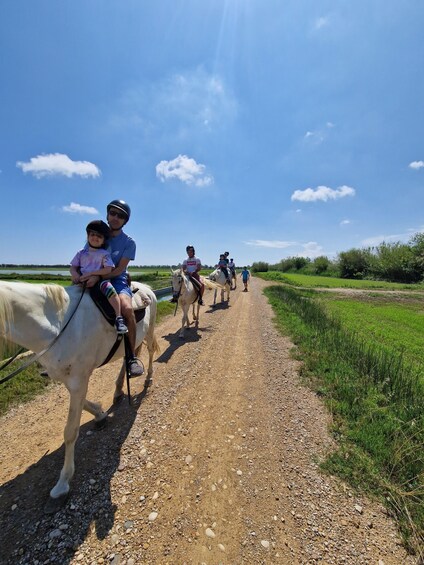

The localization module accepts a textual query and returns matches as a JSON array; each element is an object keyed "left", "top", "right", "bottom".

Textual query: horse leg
[
  {"left": 194, "top": 303, "right": 200, "bottom": 325},
  {"left": 49, "top": 375, "right": 89, "bottom": 501},
  {"left": 83, "top": 399, "right": 108, "bottom": 425},
  {"left": 145, "top": 336, "right": 157, "bottom": 380},
  {"left": 114, "top": 360, "right": 126, "bottom": 403},
  {"left": 179, "top": 305, "right": 187, "bottom": 338},
  {"left": 213, "top": 289, "right": 217, "bottom": 306}
]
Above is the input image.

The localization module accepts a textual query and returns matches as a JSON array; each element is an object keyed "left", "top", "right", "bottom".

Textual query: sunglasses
[{"left": 108, "top": 210, "right": 127, "bottom": 220}]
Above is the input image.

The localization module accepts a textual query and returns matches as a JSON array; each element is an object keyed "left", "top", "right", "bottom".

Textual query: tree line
[{"left": 251, "top": 232, "right": 424, "bottom": 284}]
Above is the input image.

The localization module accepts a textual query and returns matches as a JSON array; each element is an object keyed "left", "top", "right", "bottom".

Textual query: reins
[{"left": 0, "top": 283, "right": 87, "bottom": 385}]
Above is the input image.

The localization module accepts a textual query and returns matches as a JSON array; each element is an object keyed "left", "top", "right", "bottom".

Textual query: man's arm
[
  {"left": 104, "top": 257, "right": 131, "bottom": 279},
  {"left": 80, "top": 266, "right": 113, "bottom": 281}
]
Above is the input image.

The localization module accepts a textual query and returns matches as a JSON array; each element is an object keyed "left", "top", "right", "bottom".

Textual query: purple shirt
[{"left": 70, "top": 246, "right": 114, "bottom": 274}]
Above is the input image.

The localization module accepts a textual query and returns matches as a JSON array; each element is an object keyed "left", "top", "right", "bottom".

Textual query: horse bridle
[{"left": 0, "top": 283, "right": 87, "bottom": 385}]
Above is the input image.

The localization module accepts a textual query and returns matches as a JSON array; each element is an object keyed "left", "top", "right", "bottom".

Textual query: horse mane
[
  {"left": 0, "top": 291, "right": 14, "bottom": 358},
  {"left": 0, "top": 283, "right": 68, "bottom": 359},
  {"left": 43, "top": 284, "right": 68, "bottom": 314}
]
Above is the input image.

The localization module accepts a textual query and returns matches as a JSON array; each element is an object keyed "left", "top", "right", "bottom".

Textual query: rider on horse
[
  {"left": 228, "top": 257, "right": 236, "bottom": 277},
  {"left": 171, "top": 245, "right": 205, "bottom": 305},
  {"left": 216, "top": 254, "right": 231, "bottom": 285}
]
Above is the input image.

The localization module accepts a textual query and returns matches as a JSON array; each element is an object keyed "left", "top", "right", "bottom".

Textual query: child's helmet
[
  {"left": 186, "top": 245, "right": 195, "bottom": 253},
  {"left": 86, "top": 220, "right": 111, "bottom": 239}
]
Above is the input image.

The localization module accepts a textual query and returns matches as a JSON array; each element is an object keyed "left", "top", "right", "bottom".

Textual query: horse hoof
[
  {"left": 113, "top": 392, "right": 124, "bottom": 405},
  {"left": 95, "top": 416, "right": 108, "bottom": 429},
  {"left": 44, "top": 493, "right": 69, "bottom": 514}
]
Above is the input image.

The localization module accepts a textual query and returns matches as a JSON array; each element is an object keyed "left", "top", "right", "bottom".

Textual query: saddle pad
[{"left": 89, "top": 284, "right": 146, "bottom": 327}]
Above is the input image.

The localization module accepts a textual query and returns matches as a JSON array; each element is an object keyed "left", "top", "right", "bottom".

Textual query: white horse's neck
[{"left": 0, "top": 281, "right": 70, "bottom": 352}]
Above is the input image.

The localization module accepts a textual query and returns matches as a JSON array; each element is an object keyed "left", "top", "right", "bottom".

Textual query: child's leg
[{"left": 100, "top": 280, "right": 121, "bottom": 317}]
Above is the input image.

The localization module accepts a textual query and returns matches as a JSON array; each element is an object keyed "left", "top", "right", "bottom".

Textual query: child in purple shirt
[{"left": 70, "top": 220, "right": 128, "bottom": 334}]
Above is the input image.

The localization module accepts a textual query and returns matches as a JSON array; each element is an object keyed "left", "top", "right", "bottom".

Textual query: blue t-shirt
[{"left": 109, "top": 231, "right": 136, "bottom": 287}]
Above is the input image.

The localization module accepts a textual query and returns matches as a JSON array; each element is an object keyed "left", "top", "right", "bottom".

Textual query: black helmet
[
  {"left": 224, "top": 251, "right": 229, "bottom": 256},
  {"left": 86, "top": 220, "right": 110, "bottom": 239},
  {"left": 107, "top": 199, "right": 131, "bottom": 221},
  {"left": 186, "top": 245, "right": 195, "bottom": 253}
]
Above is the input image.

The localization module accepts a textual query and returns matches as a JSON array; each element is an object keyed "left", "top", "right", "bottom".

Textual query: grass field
[
  {"left": 258, "top": 271, "right": 424, "bottom": 290},
  {"left": 259, "top": 273, "right": 424, "bottom": 556}
]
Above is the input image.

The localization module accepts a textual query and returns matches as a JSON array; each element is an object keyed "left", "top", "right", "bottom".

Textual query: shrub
[{"left": 251, "top": 261, "right": 269, "bottom": 273}]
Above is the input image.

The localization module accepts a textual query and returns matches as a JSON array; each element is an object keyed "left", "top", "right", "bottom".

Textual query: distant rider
[
  {"left": 228, "top": 257, "right": 236, "bottom": 277},
  {"left": 216, "top": 254, "right": 231, "bottom": 285},
  {"left": 172, "top": 245, "right": 205, "bottom": 305}
]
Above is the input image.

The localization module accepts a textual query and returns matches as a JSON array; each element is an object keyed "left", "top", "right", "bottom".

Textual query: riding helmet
[
  {"left": 86, "top": 220, "right": 111, "bottom": 239},
  {"left": 107, "top": 199, "right": 131, "bottom": 221},
  {"left": 186, "top": 245, "right": 195, "bottom": 253}
]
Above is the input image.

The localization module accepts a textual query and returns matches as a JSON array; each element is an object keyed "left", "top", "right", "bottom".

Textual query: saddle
[{"left": 89, "top": 283, "right": 147, "bottom": 327}]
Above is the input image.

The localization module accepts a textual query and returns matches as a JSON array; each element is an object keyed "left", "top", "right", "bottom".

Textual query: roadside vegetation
[
  {"left": 259, "top": 272, "right": 423, "bottom": 556},
  {"left": 257, "top": 271, "right": 424, "bottom": 290},
  {"left": 252, "top": 231, "right": 424, "bottom": 285}
]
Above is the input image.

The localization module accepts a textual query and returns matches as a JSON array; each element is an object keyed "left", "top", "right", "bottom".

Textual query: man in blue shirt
[{"left": 85, "top": 199, "right": 144, "bottom": 376}]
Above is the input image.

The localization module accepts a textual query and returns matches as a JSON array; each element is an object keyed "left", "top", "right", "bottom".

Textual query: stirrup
[{"left": 128, "top": 357, "right": 145, "bottom": 377}]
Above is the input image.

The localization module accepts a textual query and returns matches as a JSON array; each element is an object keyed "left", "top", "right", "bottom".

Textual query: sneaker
[
  {"left": 129, "top": 358, "right": 145, "bottom": 377},
  {"left": 115, "top": 316, "right": 128, "bottom": 334}
]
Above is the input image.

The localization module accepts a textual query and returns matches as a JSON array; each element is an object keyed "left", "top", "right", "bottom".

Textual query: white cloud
[
  {"left": 303, "top": 122, "right": 334, "bottom": 144},
  {"left": 291, "top": 185, "right": 355, "bottom": 202},
  {"left": 362, "top": 233, "right": 407, "bottom": 246},
  {"left": 17, "top": 153, "right": 101, "bottom": 179},
  {"left": 409, "top": 160, "right": 424, "bottom": 170},
  {"left": 62, "top": 202, "right": 99, "bottom": 215},
  {"left": 156, "top": 154, "right": 213, "bottom": 187},
  {"left": 300, "top": 242, "right": 324, "bottom": 258},
  {"left": 111, "top": 68, "right": 238, "bottom": 136},
  {"left": 315, "top": 16, "right": 330, "bottom": 29},
  {"left": 244, "top": 240, "right": 297, "bottom": 249},
  {"left": 340, "top": 219, "right": 351, "bottom": 226}
]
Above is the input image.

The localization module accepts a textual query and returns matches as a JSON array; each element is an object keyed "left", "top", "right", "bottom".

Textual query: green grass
[
  {"left": 258, "top": 271, "right": 424, "bottom": 290},
  {"left": 264, "top": 284, "right": 424, "bottom": 556},
  {"left": 320, "top": 296, "right": 424, "bottom": 368}
]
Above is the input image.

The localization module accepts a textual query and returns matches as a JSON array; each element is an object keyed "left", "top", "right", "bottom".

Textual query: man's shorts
[{"left": 111, "top": 277, "right": 132, "bottom": 298}]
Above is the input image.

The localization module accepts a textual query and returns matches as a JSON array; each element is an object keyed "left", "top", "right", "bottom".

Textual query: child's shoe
[{"left": 115, "top": 316, "right": 128, "bottom": 334}]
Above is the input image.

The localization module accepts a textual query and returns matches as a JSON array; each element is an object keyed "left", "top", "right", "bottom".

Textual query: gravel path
[{"left": 0, "top": 278, "right": 416, "bottom": 564}]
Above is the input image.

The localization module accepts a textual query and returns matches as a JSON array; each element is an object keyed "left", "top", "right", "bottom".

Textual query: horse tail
[{"left": 202, "top": 278, "right": 221, "bottom": 290}]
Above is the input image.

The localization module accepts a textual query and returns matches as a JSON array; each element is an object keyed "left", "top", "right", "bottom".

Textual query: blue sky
[{"left": 1, "top": 1, "right": 423, "bottom": 267}]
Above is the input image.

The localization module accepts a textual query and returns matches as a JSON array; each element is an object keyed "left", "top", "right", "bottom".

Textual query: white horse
[
  {"left": 171, "top": 269, "right": 219, "bottom": 338},
  {"left": 0, "top": 280, "right": 159, "bottom": 510},
  {"left": 209, "top": 268, "right": 231, "bottom": 305}
]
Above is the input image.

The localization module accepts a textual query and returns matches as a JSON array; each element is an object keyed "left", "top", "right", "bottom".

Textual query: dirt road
[{"left": 0, "top": 278, "right": 415, "bottom": 564}]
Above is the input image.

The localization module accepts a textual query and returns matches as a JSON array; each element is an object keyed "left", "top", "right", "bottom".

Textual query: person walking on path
[{"left": 241, "top": 266, "right": 251, "bottom": 291}]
